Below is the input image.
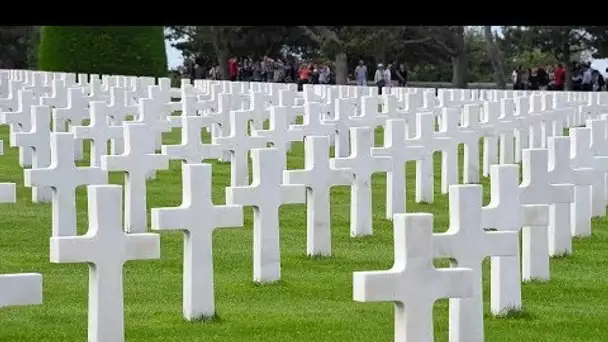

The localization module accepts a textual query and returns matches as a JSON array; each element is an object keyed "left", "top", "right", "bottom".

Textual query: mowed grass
[{"left": 0, "top": 123, "right": 606, "bottom": 341}]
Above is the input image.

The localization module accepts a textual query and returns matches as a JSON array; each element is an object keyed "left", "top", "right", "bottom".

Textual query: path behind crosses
[
  {"left": 226, "top": 148, "right": 305, "bottom": 283},
  {"left": 283, "top": 136, "right": 354, "bottom": 256},
  {"left": 50, "top": 185, "right": 160, "bottom": 342},
  {"left": 24, "top": 132, "right": 108, "bottom": 237},
  {"left": 101, "top": 123, "right": 169, "bottom": 233},
  {"left": 353, "top": 213, "right": 473, "bottom": 342},
  {"left": 151, "top": 163, "right": 243, "bottom": 320}
]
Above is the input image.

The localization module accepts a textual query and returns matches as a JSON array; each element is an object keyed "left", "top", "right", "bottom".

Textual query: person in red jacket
[
  {"left": 228, "top": 57, "right": 238, "bottom": 81},
  {"left": 554, "top": 63, "right": 566, "bottom": 91}
]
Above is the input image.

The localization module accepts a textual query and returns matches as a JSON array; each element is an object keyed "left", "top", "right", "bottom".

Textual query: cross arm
[
  {"left": 50, "top": 236, "right": 97, "bottom": 263},
  {"left": 280, "top": 184, "right": 306, "bottom": 205},
  {"left": 150, "top": 206, "right": 189, "bottom": 231},
  {"left": 353, "top": 270, "right": 401, "bottom": 303},
  {"left": 0, "top": 273, "right": 43, "bottom": 307},
  {"left": 124, "top": 234, "right": 161, "bottom": 261},
  {"left": 214, "top": 204, "right": 244, "bottom": 228}
]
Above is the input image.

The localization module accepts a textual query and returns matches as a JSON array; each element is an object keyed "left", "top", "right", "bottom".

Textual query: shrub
[{"left": 38, "top": 26, "right": 167, "bottom": 78}]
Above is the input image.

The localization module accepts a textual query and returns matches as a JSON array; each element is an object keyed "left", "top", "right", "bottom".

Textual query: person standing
[
  {"left": 396, "top": 63, "right": 408, "bottom": 86},
  {"left": 374, "top": 63, "right": 387, "bottom": 94},
  {"left": 355, "top": 60, "right": 368, "bottom": 86},
  {"left": 553, "top": 64, "right": 565, "bottom": 91},
  {"left": 228, "top": 57, "right": 238, "bottom": 81}
]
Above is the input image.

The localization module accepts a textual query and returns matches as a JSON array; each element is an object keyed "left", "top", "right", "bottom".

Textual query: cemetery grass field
[{"left": 0, "top": 124, "right": 607, "bottom": 341}]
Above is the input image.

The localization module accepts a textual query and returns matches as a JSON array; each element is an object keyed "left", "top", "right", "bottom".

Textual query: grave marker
[
  {"left": 283, "top": 136, "right": 354, "bottom": 256},
  {"left": 226, "top": 148, "right": 305, "bottom": 283},
  {"left": 519, "top": 149, "right": 572, "bottom": 281},
  {"left": 547, "top": 137, "right": 592, "bottom": 255},
  {"left": 151, "top": 163, "right": 243, "bottom": 320},
  {"left": 50, "top": 185, "right": 160, "bottom": 342},
  {"left": 434, "top": 185, "right": 518, "bottom": 342},
  {"left": 73, "top": 101, "right": 124, "bottom": 167},
  {"left": 11, "top": 105, "right": 53, "bottom": 202},
  {"left": 213, "top": 111, "right": 267, "bottom": 186},
  {"left": 25, "top": 132, "right": 108, "bottom": 236},
  {"left": 353, "top": 213, "right": 473, "bottom": 342},
  {"left": 482, "top": 164, "right": 548, "bottom": 314},
  {"left": 372, "top": 119, "right": 424, "bottom": 219},
  {"left": 331, "top": 127, "right": 392, "bottom": 236},
  {"left": 101, "top": 123, "right": 169, "bottom": 233},
  {"left": 163, "top": 116, "right": 223, "bottom": 163}
]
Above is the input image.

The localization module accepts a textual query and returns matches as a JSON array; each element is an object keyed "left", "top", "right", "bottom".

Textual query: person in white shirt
[
  {"left": 355, "top": 60, "right": 368, "bottom": 86},
  {"left": 374, "top": 63, "right": 386, "bottom": 94},
  {"left": 581, "top": 65, "right": 593, "bottom": 91},
  {"left": 384, "top": 64, "right": 392, "bottom": 89}
]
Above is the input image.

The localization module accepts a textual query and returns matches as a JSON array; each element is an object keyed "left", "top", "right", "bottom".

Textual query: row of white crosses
[{"left": 4, "top": 71, "right": 608, "bottom": 341}]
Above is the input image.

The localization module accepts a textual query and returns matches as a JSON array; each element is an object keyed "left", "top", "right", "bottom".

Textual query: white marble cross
[
  {"left": 151, "top": 163, "right": 243, "bottom": 320},
  {"left": 4, "top": 89, "right": 38, "bottom": 168},
  {"left": 587, "top": 118, "right": 608, "bottom": 217},
  {"left": 107, "top": 87, "right": 137, "bottom": 155},
  {"left": 53, "top": 87, "right": 90, "bottom": 161},
  {"left": 72, "top": 101, "right": 124, "bottom": 167},
  {"left": 434, "top": 184, "right": 518, "bottom": 342},
  {"left": 134, "top": 98, "right": 172, "bottom": 154},
  {"left": 50, "top": 184, "right": 159, "bottom": 342},
  {"left": 482, "top": 164, "right": 548, "bottom": 314},
  {"left": 226, "top": 148, "right": 305, "bottom": 283},
  {"left": 163, "top": 115, "right": 223, "bottom": 164},
  {"left": 497, "top": 99, "right": 517, "bottom": 165},
  {"left": 439, "top": 107, "right": 479, "bottom": 185},
  {"left": 213, "top": 111, "right": 267, "bottom": 186},
  {"left": 409, "top": 112, "right": 452, "bottom": 203},
  {"left": 101, "top": 123, "right": 169, "bottom": 233},
  {"left": 283, "top": 136, "right": 354, "bottom": 256},
  {"left": 353, "top": 213, "right": 473, "bottom": 342},
  {"left": 331, "top": 127, "right": 392, "bottom": 236},
  {"left": 40, "top": 78, "right": 67, "bottom": 109},
  {"left": 519, "top": 148, "right": 572, "bottom": 281},
  {"left": 291, "top": 102, "right": 338, "bottom": 138},
  {"left": 25, "top": 132, "right": 108, "bottom": 237},
  {"left": 569, "top": 127, "right": 608, "bottom": 236},
  {"left": 546, "top": 136, "right": 592, "bottom": 256},
  {"left": 253, "top": 106, "right": 304, "bottom": 169},
  {"left": 0, "top": 182, "right": 42, "bottom": 308},
  {"left": 11, "top": 105, "right": 53, "bottom": 202},
  {"left": 372, "top": 118, "right": 424, "bottom": 219}
]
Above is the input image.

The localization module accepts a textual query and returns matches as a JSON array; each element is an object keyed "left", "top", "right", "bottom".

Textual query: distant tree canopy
[
  {"left": 37, "top": 26, "right": 168, "bottom": 77},
  {"left": 167, "top": 26, "right": 608, "bottom": 88},
  {"left": 3, "top": 25, "right": 608, "bottom": 89}
]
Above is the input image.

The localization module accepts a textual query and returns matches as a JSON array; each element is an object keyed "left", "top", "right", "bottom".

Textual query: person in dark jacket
[{"left": 396, "top": 63, "right": 408, "bottom": 86}]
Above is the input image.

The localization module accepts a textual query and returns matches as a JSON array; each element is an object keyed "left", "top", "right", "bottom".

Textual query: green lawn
[{"left": 0, "top": 124, "right": 606, "bottom": 341}]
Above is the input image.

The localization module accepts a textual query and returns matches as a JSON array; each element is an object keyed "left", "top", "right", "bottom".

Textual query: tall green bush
[{"left": 38, "top": 26, "right": 167, "bottom": 77}]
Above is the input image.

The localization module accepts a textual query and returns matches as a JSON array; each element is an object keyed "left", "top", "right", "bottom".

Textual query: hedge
[{"left": 37, "top": 26, "right": 167, "bottom": 78}]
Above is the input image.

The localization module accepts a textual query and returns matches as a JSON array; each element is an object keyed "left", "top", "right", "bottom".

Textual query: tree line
[{"left": 3, "top": 26, "right": 608, "bottom": 90}]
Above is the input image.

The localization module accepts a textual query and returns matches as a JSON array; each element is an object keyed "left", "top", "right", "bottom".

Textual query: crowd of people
[
  {"left": 512, "top": 62, "right": 607, "bottom": 91},
  {"left": 179, "top": 56, "right": 409, "bottom": 92},
  {"left": 180, "top": 56, "right": 335, "bottom": 90}
]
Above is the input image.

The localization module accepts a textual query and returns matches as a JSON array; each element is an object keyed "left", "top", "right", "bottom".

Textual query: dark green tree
[{"left": 38, "top": 26, "right": 167, "bottom": 77}]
